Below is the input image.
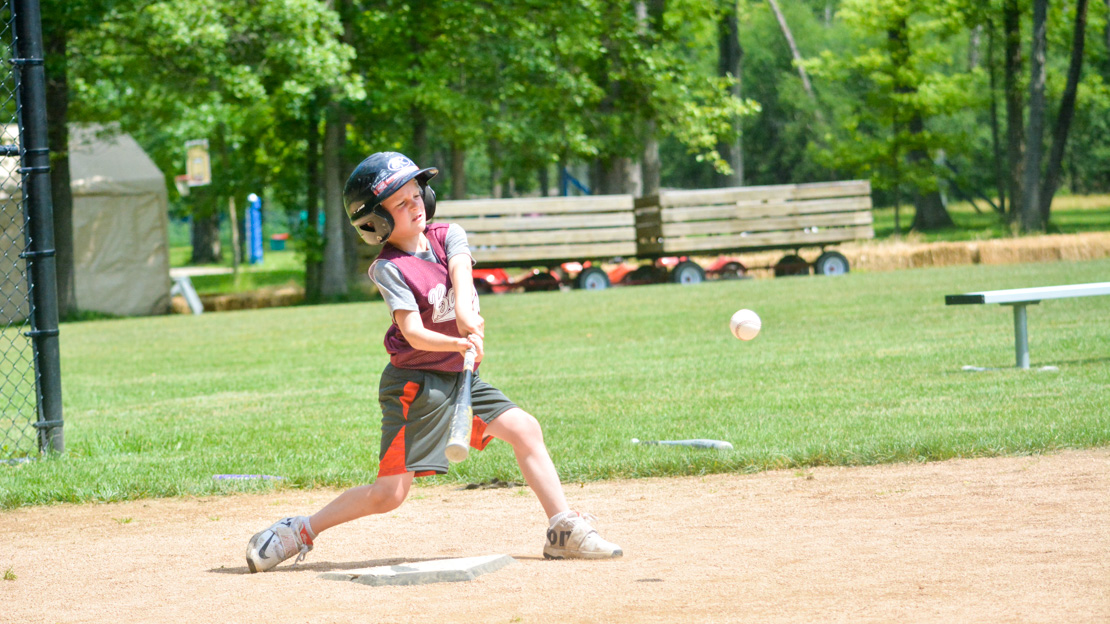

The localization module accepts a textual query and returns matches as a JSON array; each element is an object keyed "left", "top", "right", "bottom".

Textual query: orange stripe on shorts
[
  {"left": 470, "top": 416, "right": 493, "bottom": 451},
  {"left": 378, "top": 425, "right": 408, "bottom": 476},
  {"left": 400, "top": 381, "right": 419, "bottom": 420},
  {"left": 378, "top": 381, "right": 421, "bottom": 477}
]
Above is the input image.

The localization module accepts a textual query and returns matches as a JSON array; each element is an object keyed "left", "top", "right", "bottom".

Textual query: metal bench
[{"left": 945, "top": 282, "right": 1110, "bottom": 368}]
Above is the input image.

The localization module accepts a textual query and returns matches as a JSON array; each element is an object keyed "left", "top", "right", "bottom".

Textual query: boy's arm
[
  {"left": 448, "top": 254, "right": 484, "bottom": 338},
  {"left": 395, "top": 309, "right": 483, "bottom": 360}
]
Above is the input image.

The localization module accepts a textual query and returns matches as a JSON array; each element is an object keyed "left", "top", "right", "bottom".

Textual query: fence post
[{"left": 13, "top": 0, "right": 64, "bottom": 453}]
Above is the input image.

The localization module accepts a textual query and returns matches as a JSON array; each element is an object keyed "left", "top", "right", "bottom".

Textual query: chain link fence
[{"left": 1, "top": 0, "right": 63, "bottom": 461}]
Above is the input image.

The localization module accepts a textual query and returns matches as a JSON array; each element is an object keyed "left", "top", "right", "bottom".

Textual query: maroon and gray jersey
[
  {"left": 371, "top": 223, "right": 479, "bottom": 372},
  {"left": 371, "top": 223, "right": 472, "bottom": 313}
]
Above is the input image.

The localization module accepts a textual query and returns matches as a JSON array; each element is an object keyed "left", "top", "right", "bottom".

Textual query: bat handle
[{"left": 463, "top": 346, "right": 476, "bottom": 372}]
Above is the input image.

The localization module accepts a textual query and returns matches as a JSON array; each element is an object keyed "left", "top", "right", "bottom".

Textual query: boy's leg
[
  {"left": 309, "top": 472, "right": 414, "bottom": 534},
  {"left": 484, "top": 408, "right": 622, "bottom": 559},
  {"left": 483, "top": 407, "right": 568, "bottom": 518},
  {"left": 246, "top": 473, "right": 413, "bottom": 573}
]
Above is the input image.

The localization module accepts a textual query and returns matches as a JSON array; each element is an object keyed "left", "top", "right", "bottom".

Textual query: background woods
[{"left": 46, "top": 0, "right": 1110, "bottom": 300}]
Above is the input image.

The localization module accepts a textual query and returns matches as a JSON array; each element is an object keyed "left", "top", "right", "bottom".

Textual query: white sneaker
[
  {"left": 246, "top": 516, "right": 315, "bottom": 573},
  {"left": 543, "top": 512, "right": 623, "bottom": 560}
]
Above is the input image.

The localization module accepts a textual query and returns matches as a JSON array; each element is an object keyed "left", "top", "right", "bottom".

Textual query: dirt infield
[{"left": 4, "top": 448, "right": 1108, "bottom": 623}]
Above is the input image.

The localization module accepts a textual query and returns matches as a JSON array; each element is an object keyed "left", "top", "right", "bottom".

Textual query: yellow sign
[{"left": 185, "top": 139, "right": 211, "bottom": 186}]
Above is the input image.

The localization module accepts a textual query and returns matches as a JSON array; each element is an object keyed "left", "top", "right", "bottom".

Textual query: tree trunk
[
  {"left": 595, "top": 157, "right": 633, "bottom": 195},
  {"left": 489, "top": 139, "right": 503, "bottom": 199},
  {"left": 642, "top": 124, "right": 661, "bottom": 197},
  {"left": 227, "top": 196, "right": 240, "bottom": 275},
  {"left": 190, "top": 213, "right": 221, "bottom": 264},
  {"left": 766, "top": 0, "right": 817, "bottom": 102},
  {"left": 450, "top": 144, "right": 466, "bottom": 199},
  {"left": 637, "top": 1, "right": 663, "bottom": 197},
  {"left": 537, "top": 165, "right": 550, "bottom": 197},
  {"left": 1003, "top": 0, "right": 1024, "bottom": 222},
  {"left": 321, "top": 108, "right": 348, "bottom": 297},
  {"left": 909, "top": 116, "right": 954, "bottom": 230},
  {"left": 406, "top": 0, "right": 430, "bottom": 169},
  {"left": 911, "top": 191, "right": 951, "bottom": 230},
  {"left": 1105, "top": 0, "right": 1110, "bottom": 76},
  {"left": 334, "top": 0, "right": 360, "bottom": 285},
  {"left": 1019, "top": 0, "right": 1048, "bottom": 233},
  {"left": 412, "top": 110, "right": 430, "bottom": 168},
  {"left": 717, "top": 2, "right": 744, "bottom": 187},
  {"left": 304, "top": 98, "right": 322, "bottom": 302},
  {"left": 44, "top": 24, "right": 75, "bottom": 317},
  {"left": 339, "top": 115, "right": 360, "bottom": 285},
  {"left": 891, "top": 133, "right": 902, "bottom": 238},
  {"left": 888, "top": 16, "right": 953, "bottom": 231},
  {"left": 1039, "top": 0, "right": 1089, "bottom": 224},
  {"left": 968, "top": 25, "right": 983, "bottom": 69},
  {"left": 987, "top": 22, "right": 1007, "bottom": 215}
]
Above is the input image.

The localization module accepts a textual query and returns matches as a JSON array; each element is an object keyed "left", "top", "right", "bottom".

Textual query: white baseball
[{"left": 729, "top": 309, "right": 761, "bottom": 341}]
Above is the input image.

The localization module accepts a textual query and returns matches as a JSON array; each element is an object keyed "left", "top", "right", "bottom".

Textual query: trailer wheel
[
  {"left": 575, "top": 266, "right": 610, "bottom": 290},
  {"left": 813, "top": 251, "right": 850, "bottom": 276},
  {"left": 773, "top": 254, "right": 810, "bottom": 277},
  {"left": 622, "top": 265, "right": 660, "bottom": 285},
  {"left": 718, "top": 261, "right": 746, "bottom": 280},
  {"left": 671, "top": 260, "right": 706, "bottom": 284},
  {"left": 521, "top": 271, "right": 560, "bottom": 292}
]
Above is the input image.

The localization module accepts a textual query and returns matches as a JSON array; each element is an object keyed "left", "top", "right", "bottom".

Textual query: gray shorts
[{"left": 377, "top": 363, "right": 517, "bottom": 477}]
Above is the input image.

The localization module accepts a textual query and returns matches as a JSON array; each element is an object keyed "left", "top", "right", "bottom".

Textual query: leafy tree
[
  {"left": 40, "top": 0, "right": 130, "bottom": 317},
  {"left": 717, "top": 0, "right": 744, "bottom": 186},
  {"left": 1019, "top": 0, "right": 1049, "bottom": 232},
  {"left": 1003, "top": 0, "right": 1026, "bottom": 221},
  {"left": 67, "top": 0, "right": 358, "bottom": 275},
  {"left": 47, "top": 0, "right": 1110, "bottom": 299},
  {"left": 809, "top": 0, "right": 978, "bottom": 231},
  {"left": 732, "top": 0, "right": 836, "bottom": 187},
  {"left": 344, "top": 0, "right": 750, "bottom": 199},
  {"left": 1037, "top": 0, "right": 1090, "bottom": 228}
]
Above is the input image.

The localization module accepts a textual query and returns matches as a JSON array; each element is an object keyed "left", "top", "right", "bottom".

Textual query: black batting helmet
[{"left": 343, "top": 152, "right": 438, "bottom": 245}]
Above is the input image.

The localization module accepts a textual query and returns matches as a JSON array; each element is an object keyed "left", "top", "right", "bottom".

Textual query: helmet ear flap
[
  {"left": 422, "top": 183, "right": 436, "bottom": 221},
  {"left": 361, "top": 208, "right": 395, "bottom": 245}
]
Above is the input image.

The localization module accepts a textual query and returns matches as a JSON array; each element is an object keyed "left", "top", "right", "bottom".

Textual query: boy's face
[{"left": 380, "top": 179, "right": 426, "bottom": 239}]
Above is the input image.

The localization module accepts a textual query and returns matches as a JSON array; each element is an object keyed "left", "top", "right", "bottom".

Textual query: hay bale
[
  {"left": 923, "top": 242, "right": 979, "bottom": 267},
  {"left": 194, "top": 285, "right": 306, "bottom": 312},
  {"left": 977, "top": 233, "right": 1110, "bottom": 265},
  {"left": 170, "top": 296, "right": 192, "bottom": 315}
]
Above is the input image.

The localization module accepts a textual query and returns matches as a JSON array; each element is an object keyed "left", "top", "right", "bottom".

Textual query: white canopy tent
[{"left": 1, "top": 124, "right": 171, "bottom": 317}]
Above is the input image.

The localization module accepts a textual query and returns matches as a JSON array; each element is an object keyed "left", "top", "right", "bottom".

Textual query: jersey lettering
[{"left": 429, "top": 283, "right": 456, "bottom": 324}]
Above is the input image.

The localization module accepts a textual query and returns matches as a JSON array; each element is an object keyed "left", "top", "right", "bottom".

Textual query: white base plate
[{"left": 319, "top": 554, "right": 515, "bottom": 586}]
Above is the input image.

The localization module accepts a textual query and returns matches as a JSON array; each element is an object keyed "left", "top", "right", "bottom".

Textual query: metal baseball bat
[
  {"left": 631, "top": 438, "right": 734, "bottom": 450},
  {"left": 445, "top": 347, "right": 477, "bottom": 463}
]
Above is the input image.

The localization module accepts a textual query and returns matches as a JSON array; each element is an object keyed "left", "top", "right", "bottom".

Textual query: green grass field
[
  {"left": 871, "top": 194, "right": 1110, "bottom": 241},
  {"left": 2, "top": 258, "right": 1107, "bottom": 509}
]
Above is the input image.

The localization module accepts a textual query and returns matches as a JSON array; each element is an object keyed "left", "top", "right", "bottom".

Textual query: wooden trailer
[
  {"left": 357, "top": 180, "right": 874, "bottom": 293},
  {"left": 431, "top": 194, "right": 637, "bottom": 291},
  {"left": 634, "top": 180, "right": 874, "bottom": 282}
]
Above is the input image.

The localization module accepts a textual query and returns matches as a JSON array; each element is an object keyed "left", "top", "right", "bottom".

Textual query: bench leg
[
  {"left": 1012, "top": 304, "right": 1029, "bottom": 369},
  {"left": 171, "top": 276, "right": 205, "bottom": 315}
]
